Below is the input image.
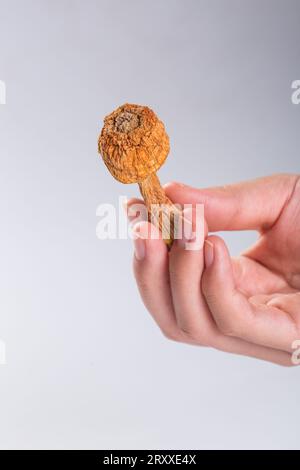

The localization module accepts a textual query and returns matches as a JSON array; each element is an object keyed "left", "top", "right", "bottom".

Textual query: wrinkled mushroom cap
[{"left": 98, "top": 103, "right": 170, "bottom": 184}]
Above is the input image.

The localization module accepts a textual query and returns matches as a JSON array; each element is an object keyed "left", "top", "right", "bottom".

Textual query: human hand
[{"left": 127, "top": 174, "right": 300, "bottom": 366}]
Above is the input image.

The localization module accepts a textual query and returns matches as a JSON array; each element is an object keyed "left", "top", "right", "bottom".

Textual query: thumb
[
  {"left": 165, "top": 174, "right": 298, "bottom": 232},
  {"left": 201, "top": 235, "right": 299, "bottom": 352}
]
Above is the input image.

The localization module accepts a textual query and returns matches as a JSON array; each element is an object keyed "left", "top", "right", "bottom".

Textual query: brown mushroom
[{"left": 98, "top": 103, "right": 180, "bottom": 247}]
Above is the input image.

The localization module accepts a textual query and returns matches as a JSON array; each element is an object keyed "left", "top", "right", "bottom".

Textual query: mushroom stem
[{"left": 138, "top": 173, "right": 178, "bottom": 247}]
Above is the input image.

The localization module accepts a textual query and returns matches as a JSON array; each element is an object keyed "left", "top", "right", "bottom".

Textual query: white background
[{"left": 0, "top": 0, "right": 299, "bottom": 449}]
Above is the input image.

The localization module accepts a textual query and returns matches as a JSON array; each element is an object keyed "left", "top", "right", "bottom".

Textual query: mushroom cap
[{"left": 98, "top": 103, "right": 170, "bottom": 184}]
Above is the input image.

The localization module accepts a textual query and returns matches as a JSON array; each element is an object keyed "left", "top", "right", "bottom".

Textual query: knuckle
[
  {"left": 179, "top": 324, "right": 210, "bottom": 347},
  {"left": 202, "top": 290, "right": 217, "bottom": 309},
  {"left": 180, "top": 327, "right": 197, "bottom": 342},
  {"left": 216, "top": 317, "right": 237, "bottom": 337},
  {"left": 161, "top": 329, "right": 179, "bottom": 342}
]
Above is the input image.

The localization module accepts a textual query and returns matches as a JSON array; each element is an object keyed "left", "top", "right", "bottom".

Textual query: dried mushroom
[{"left": 98, "top": 103, "right": 180, "bottom": 247}]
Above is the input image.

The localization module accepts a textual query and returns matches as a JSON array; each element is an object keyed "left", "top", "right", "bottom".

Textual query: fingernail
[
  {"left": 204, "top": 240, "right": 214, "bottom": 268},
  {"left": 177, "top": 227, "right": 194, "bottom": 248},
  {"left": 177, "top": 208, "right": 194, "bottom": 248},
  {"left": 122, "top": 198, "right": 128, "bottom": 215},
  {"left": 125, "top": 202, "right": 137, "bottom": 223},
  {"left": 133, "top": 237, "right": 146, "bottom": 261}
]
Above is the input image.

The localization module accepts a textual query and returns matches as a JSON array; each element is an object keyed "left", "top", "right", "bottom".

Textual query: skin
[{"left": 127, "top": 174, "right": 300, "bottom": 366}]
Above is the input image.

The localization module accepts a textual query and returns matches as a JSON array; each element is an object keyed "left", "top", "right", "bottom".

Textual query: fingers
[
  {"left": 168, "top": 209, "right": 215, "bottom": 343},
  {"left": 231, "top": 255, "right": 289, "bottom": 297},
  {"left": 164, "top": 174, "right": 298, "bottom": 232},
  {"left": 202, "top": 235, "right": 300, "bottom": 352},
  {"left": 132, "top": 221, "right": 185, "bottom": 341},
  {"left": 167, "top": 217, "right": 293, "bottom": 364},
  {"left": 127, "top": 198, "right": 297, "bottom": 365}
]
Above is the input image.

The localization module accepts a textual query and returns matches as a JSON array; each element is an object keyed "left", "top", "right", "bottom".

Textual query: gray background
[{"left": 0, "top": 0, "right": 299, "bottom": 450}]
